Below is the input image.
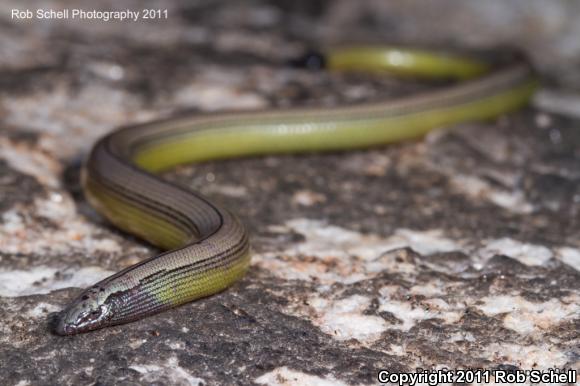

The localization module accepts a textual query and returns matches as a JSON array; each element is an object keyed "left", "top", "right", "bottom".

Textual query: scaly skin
[{"left": 55, "top": 47, "right": 538, "bottom": 335}]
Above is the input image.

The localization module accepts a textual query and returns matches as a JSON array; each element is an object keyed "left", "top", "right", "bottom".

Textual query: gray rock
[{"left": 0, "top": 1, "right": 578, "bottom": 385}]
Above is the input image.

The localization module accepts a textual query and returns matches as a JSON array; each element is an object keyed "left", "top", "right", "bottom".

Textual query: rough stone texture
[{"left": 0, "top": 1, "right": 579, "bottom": 385}]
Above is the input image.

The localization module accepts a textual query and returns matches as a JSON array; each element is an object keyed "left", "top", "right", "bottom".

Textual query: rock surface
[{"left": 0, "top": 1, "right": 579, "bottom": 385}]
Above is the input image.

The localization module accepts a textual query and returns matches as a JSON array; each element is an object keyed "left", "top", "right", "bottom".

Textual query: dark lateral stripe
[
  {"left": 137, "top": 233, "right": 249, "bottom": 289},
  {"left": 103, "top": 231, "right": 248, "bottom": 308},
  {"left": 103, "top": 137, "right": 226, "bottom": 230},
  {"left": 139, "top": 237, "right": 249, "bottom": 295},
  {"left": 86, "top": 166, "right": 200, "bottom": 237},
  {"left": 110, "top": 249, "right": 249, "bottom": 316}
]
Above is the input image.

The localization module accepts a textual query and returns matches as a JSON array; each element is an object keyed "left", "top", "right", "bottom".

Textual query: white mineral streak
[
  {"left": 476, "top": 294, "right": 580, "bottom": 335},
  {"left": 255, "top": 219, "right": 461, "bottom": 285},
  {"left": 556, "top": 246, "right": 580, "bottom": 271},
  {"left": 478, "top": 238, "right": 553, "bottom": 266},
  {"left": 483, "top": 342, "right": 569, "bottom": 369},
  {"left": 204, "top": 183, "right": 248, "bottom": 198},
  {"left": 173, "top": 69, "right": 266, "bottom": 111},
  {"left": 448, "top": 174, "right": 534, "bottom": 214},
  {"left": 378, "top": 299, "right": 429, "bottom": 332},
  {"left": 307, "top": 295, "right": 387, "bottom": 342},
  {"left": 291, "top": 189, "right": 327, "bottom": 206},
  {"left": 0, "top": 129, "right": 144, "bottom": 299},
  {"left": 0, "top": 197, "right": 122, "bottom": 256},
  {"left": 0, "top": 137, "right": 62, "bottom": 187},
  {"left": 0, "top": 83, "right": 145, "bottom": 156},
  {"left": 377, "top": 289, "right": 462, "bottom": 332},
  {"left": 25, "top": 302, "right": 60, "bottom": 318},
  {"left": 0, "top": 132, "right": 127, "bottom": 259},
  {"left": 255, "top": 367, "right": 350, "bottom": 386},
  {"left": 254, "top": 219, "right": 467, "bottom": 343},
  {"left": 129, "top": 357, "right": 205, "bottom": 386},
  {"left": 255, "top": 219, "right": 579, "bottom": 347},
  {"left": 0, "top": 266, "right": 114, "bottom": 297},
  {"left": 534, "top": 89, "right": 580, "bottom": 119}
]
